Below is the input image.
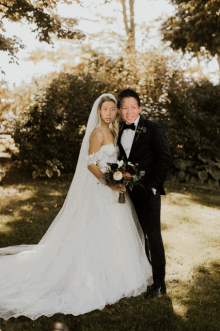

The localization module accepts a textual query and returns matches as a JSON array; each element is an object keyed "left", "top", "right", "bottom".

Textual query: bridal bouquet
[{"left": 101, "top": 160, "right": 145, "bottom": 203}]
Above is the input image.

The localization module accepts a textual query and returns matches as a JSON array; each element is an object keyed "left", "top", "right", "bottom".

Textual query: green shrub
[
  {"left": 12, "top": 53, "right": 220, "bottom": 175},
  {"left": 12, "top": 73, "right": 111, "bottom": 173},
  {"left": 161, "top": 77, "right": 220, "bottom": 159}
]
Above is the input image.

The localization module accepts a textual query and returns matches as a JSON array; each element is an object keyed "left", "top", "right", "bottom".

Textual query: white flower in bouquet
[
  {"left": 113, "top": 171, "right": 123, "bottom": 181},
  {"left": 117, "top": 160, "right": 124, "bottom": 167}
]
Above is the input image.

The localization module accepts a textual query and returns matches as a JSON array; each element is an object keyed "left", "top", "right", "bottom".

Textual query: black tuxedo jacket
[{"left": 117, "top": 115, "right": 173, "bottom": 199}]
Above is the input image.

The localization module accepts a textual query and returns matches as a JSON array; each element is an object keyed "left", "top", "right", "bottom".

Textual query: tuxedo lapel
[
  {"left": 128, "top": 115, "right": 145, "bottom": 161},
  {"left": 117, "top": 125, "right": 128, "bottom": 161}
]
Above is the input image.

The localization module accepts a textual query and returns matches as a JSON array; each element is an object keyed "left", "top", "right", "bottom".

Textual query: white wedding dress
[{"left": 0, "top": 94, "right": 152, "bottom": 321}]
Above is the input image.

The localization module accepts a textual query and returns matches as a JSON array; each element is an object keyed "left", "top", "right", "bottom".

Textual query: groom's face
[{"left": 120, "top": 97, "right": 142, "bottom": 124}]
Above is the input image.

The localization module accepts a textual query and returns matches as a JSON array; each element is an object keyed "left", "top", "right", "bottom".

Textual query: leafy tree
[
  {"left": 85, "top": 51, "right": 220, "bottom": 159},
  {"left": 82, "top": 0, "right": 136, "bottom": 54},
  {"left": 24, "top": 0, "right": 144, "bottom": 66},
  {"left": 0, "top": 0, "right": 84, "bottom": 70},
  {"left": 12, "top": 49, "right": 176, "bottom": 175},
  {"left": 11, "top": 48, "right": 220, "bottom": 176},
  {"left": 0, "top": 81, "right": 11, "bottom": 124},
  {"left": 160, "top": 75, "right": 220, "bottom": 159},
  {"left": 12, "top": 72, "right": 112, "bottom": 173},
  {"left": 161, "top": 0, "right": 220, "bottom": 72}
]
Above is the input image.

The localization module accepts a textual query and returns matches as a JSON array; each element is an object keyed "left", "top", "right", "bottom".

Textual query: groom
[{"left": 117, "top": 89, "right": 173, "bottom": 298}]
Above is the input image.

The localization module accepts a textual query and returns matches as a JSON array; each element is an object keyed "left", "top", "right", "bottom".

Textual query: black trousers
[{"left": 131, "top": 190, "right": 166, "bottom": 288}]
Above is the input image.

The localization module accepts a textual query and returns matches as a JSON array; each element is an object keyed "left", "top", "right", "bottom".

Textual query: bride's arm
[
  {"left": 87, "top": 131, "right": 125, "bottom": 193},
  {"left": 87, "top": 130, "right": 104, "bottom": 180}
]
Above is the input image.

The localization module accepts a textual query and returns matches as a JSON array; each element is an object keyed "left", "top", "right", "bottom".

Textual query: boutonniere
[{"left": 135, "top": 126, "right": 147, "bottom": 140}]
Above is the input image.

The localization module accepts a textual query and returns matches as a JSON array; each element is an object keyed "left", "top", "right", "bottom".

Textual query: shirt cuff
[{"left": 151, "top": 188, "right": 157, "bottom": 195}]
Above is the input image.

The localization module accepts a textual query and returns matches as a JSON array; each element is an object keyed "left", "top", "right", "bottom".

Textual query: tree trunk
[
  {"left": 121, "top": 0, "right": 129, "bottom": 37},
  {"left": 218, "top": 54, "right": 220, "bottom": 82},
  {"left": 129, "top": 0, "right": 135, "bottom": 51},
  {"left": 120, "top": 0, "right": 136, "bottom": 55}
]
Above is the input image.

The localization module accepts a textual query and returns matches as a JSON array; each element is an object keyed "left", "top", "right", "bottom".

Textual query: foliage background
[
  {"left": 12, "top": 72, "right": 112, "bottom": 172},
  {"left": 1, "top": 0, "right": 219, "bottom": 180},
  {"left": 7, "top": 52, "right": 220, "bottom": 176}
]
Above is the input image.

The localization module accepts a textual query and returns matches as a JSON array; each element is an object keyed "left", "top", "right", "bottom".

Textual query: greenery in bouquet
[{"left": 102, "top": 160, "right": 145, "bottom": 203}]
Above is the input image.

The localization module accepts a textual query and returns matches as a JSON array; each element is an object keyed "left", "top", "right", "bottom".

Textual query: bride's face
[{"left": 98, "top": 101, "right": 117, "bottom": 125}]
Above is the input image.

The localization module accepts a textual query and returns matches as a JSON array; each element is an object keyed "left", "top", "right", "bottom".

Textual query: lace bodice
[{"left": 86, "top": 144, "right": 119, "bottom": 173}]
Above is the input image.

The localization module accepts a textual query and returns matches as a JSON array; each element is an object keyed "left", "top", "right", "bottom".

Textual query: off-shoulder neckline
[
  {"left": 88, "top": 144, "right": 117, "bottom": 157},
  {"left": 100, "top": 143, "right": 116, "bottom": 149}
]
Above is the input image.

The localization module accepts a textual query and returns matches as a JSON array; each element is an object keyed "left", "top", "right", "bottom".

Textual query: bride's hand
[{"left": 110, "top": 184, "right": 126, "bottom": 193}]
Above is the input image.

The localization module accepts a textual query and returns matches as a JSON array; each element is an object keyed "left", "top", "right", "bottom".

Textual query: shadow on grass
[
  {"left": 165, "top": 182, "right": 220, "bottom": 210},
  {"left": 1, "top": 262, "right": 219, "bottom": 331},
  {"left": 0, "top": 176, "right": 71, "bottom": 248},
  {"left": 0, "top": 176, "right": 220, "bottom": 330},
  {"left": 180, "top": 261, "right": 220, "bottom": 331},
  {"left": 0, "top": 292, "right": 180, "bottom": 331},
  {"left": 161, "top": 223, "right": 170, "bottom": 231}
]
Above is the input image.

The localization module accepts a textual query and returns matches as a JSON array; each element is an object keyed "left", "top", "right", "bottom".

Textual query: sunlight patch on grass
[
  {"left": 172, "top": 302, "right": 188, "bottom": 317},
  {"left": 161, "top": 187, "right": 220, "bottom": 318},
  {"left": 0, "top": 211, "right": 23, "bottom": 234},
  {"left": 167, "top": 192, "right": 193, "bottom": 208},
  {"left": 48, "top": 190, "right": 63, "bottom": 196},
  {"left": 0, "top": 180, "right": 219, "bottom": 330},
  {"left": 0, "top": 216, "right": 13, "bottom": 234},
  {"left": 0, "top": 186, "right": 35, "bottom": 210},
  {"left": 20, "top": 205, "right": 33, "bottom": 212}
]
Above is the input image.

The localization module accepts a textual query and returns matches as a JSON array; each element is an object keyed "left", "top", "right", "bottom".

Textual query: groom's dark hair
[{"left": 117, "top": 89, "right": 141, "bottom": 109}]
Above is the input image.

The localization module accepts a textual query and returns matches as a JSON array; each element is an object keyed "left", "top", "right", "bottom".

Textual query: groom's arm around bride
[{"left": 117, "top": 89, "right": 173, "bottom": 298}]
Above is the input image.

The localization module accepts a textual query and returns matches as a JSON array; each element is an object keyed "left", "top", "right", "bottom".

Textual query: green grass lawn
[{"left": 0, "top": 172, "right": 220, "bottom": 331}]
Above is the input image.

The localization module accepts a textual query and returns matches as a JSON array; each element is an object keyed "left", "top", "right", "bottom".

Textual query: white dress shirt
[{"left": 121, "top": 116, "right": 140, "bottom": 159}]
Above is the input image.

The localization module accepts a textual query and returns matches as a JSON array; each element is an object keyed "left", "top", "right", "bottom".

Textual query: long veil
[{"left": 0, "top": 93, "right": 117, "bottom": 256}]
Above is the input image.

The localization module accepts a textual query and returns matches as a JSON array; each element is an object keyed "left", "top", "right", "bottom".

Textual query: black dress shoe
[{"left": 148, "top": 286, "right": 166, "bottom": 298}]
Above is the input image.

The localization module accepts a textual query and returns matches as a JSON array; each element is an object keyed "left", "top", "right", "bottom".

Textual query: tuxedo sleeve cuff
[
  {"left": 149, "top": 179, "right": 159, "bottom": 191},
  {"left": 151, "top": 188, "right": 157, "bottom": 195}
]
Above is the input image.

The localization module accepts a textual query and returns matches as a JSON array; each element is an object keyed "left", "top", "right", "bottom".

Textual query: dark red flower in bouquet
[{"left": 123, "top": 172, "right": 132, "bottom": 180}]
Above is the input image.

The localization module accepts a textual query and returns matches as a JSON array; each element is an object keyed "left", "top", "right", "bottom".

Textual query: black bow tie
[{"left": 123, "top": 123, "right": 136, "bottom": 131}]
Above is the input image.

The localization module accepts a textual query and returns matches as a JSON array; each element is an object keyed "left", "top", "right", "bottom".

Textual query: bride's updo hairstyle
[{"left": 95, "top": 95, "right": 120, "bottom": 144}]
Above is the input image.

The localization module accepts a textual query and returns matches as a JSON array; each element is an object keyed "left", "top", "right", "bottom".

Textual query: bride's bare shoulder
[
  {"left": 89, "top": 129, "right": 104, "bottom": 155},
  {"left": 90, "top": 128, "right": 104, "bottom": 142}
]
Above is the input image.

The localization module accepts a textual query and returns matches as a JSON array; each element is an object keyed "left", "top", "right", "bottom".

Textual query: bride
[{"left": 0, "top": 93, "right": 152, "bottom": 321}]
